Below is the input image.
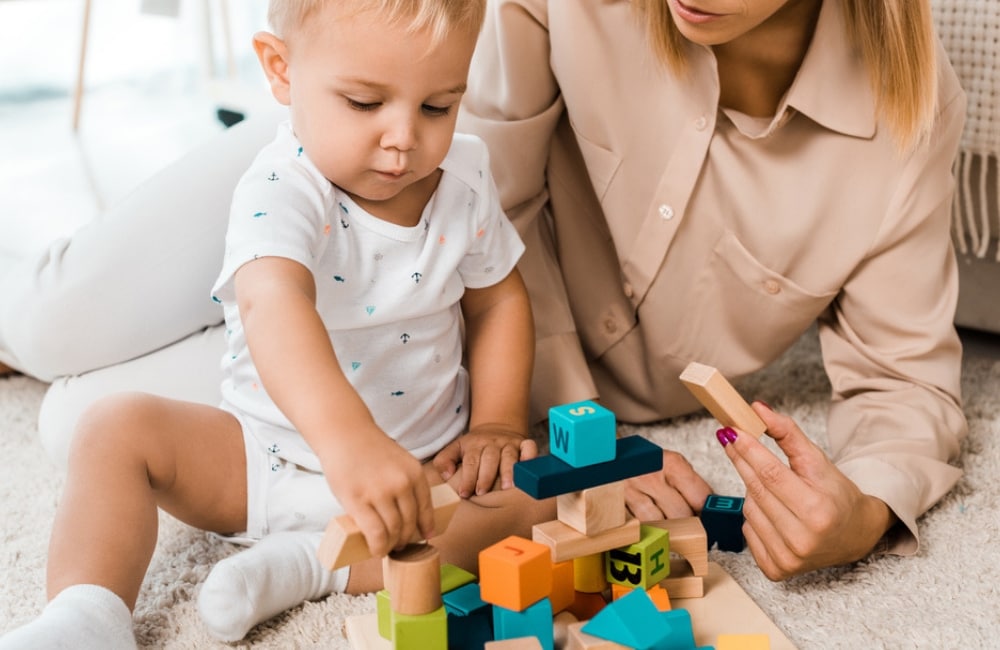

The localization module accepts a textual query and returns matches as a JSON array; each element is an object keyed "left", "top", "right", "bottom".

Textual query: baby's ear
[{"left": 253, "top": 31, "right": 292, "bottom": 106}]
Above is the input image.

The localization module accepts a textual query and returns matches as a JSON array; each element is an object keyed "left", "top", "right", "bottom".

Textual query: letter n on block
[
  {"left": 605, "top": 524, "right": 670, "bottom": 590},
  {"left": 479, "top": 536, "right": 553, "bottom": 611},
  {"left": 548, "top": 400, "right": 616, "bottom": 467}
]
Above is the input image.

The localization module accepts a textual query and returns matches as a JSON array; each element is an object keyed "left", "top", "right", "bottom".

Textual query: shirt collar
[{"left": 781, "top": 0, "right": 877, "bottom": 139}]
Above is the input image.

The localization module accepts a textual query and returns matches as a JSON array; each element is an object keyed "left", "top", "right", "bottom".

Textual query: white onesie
[{"left": 210, "top": 122, "right": 524, "bottom": 536}]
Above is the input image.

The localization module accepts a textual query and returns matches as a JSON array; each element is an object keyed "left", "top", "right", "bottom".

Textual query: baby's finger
[
  {"left": 458, "top": 447, "right": 482, "bottom": 499},
  {"left": 498, "top": 442, "right": 524, "bottom": 489},
  {"left": 354, "top": 504, "right": 392, "bottom": 558},
  {"left": 414, "top": 477, "right": 436, "bottom": 540},
  {"left": 475, "top": 445, "right": 502, "bottom": 495}
]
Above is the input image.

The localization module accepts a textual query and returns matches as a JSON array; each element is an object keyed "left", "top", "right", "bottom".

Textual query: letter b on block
[{"left": 548, "top": 400, "right": 616, "bottom": 468}]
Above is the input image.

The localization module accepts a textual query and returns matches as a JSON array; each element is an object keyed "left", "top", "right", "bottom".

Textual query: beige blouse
[{"left": 458, "top": 0, "right": 968, "bottom": 553}]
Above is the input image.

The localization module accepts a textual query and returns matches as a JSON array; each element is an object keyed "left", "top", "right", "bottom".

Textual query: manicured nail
[
  {"left": 723, "top": 427, "right": 739, "bottom": 444},
  {"left": 716, "top": 429, "right": 730, "bottom": 447}
]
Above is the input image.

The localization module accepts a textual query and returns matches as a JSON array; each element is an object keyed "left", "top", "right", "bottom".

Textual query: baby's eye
[
  {"left": 422, "top": 104, "right": 451, "bottom": 117},
  {"left": 347, "top": 99, "right": 380, "bottom": 112}
]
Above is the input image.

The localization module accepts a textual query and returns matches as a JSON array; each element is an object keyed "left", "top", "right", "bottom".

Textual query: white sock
[
  {"left": 197, "top": 531, "right": 349, "bottom": 641},
  {"left": 0, "top": 584, "right": 136, "bottom": 650}
]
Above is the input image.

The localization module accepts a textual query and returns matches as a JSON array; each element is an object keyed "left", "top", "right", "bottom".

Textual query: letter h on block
[{"left": 548, "top": 400, "right": 616, "bottom": 468}]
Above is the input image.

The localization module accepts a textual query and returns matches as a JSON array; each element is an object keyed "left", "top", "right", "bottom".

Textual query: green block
[
  {"left": 376, "top": 589, "right": 391, "bottom": 639},
  {"left": 605, "top": 524, "right": 670, "bottom": 589},
  {"left": 440, "top": 563, "right": 476, "bottom": 594},
  {"left": 391, "top": 605, "right": 448, "bottom": 650}
]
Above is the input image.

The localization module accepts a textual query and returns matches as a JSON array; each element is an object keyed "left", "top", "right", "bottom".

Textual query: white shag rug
[{"left": 2, "top": 328, "right": 999, "bottom": 649}]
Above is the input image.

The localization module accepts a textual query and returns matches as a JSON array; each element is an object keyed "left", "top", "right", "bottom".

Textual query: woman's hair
[
  {"left": 267, "top": 0, "right": 486, "bottom": 44},
  {"left": 632, "top": 0, "right": 939, "bottom": 150}
]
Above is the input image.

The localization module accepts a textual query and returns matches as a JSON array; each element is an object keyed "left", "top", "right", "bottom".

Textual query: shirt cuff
[{"left": 837, "top": 456, "right": 922, "bottom": 556}]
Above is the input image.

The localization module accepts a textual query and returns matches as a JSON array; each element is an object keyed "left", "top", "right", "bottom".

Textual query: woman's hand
[
  {"left": 719, "top": 402, "right": 896, "bottom": 580},
  {"left": 624, "top": 450, "right": 714, "bottom": 520}
]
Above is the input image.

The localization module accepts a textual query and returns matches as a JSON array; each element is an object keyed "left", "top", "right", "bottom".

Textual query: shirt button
[
  {"left": 764, "top": 280, "right": 781, "bottom": 294},
  {"left": 658, "top": 204, "right": 674, "bottom": 220},
  {"left": 623, "top": 283, "right": 634, "bottom": 298},
  {"left": 604, "top": 318, "right": 618, "bottom": 334},
  {"left": 694, "top": 114, "right": 708, "bottom": 130}
]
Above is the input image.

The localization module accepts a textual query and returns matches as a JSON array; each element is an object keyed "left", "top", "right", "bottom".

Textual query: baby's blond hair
[{"left": 267, "top": 0, "right": 485, "bottom": 44}]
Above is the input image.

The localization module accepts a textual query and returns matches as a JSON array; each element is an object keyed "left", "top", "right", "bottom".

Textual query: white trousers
[{"left": 0, "top": 108, "right": 286, "bottom": 468}]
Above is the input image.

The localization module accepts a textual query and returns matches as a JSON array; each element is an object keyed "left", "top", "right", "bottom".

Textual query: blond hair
[
  {"left": 631, "top": 0, "right": 939, "bottom": 150},
  {"left": 267, "top": 0, "right": 486, "bottom": 43}
]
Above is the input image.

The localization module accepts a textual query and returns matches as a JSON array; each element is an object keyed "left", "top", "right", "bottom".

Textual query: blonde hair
[
  {"left": 268, "top": 0, "right": 486, "bottom": 43},
  {"left": 631, "top": 0, "right": 939, "bottom": 150}
]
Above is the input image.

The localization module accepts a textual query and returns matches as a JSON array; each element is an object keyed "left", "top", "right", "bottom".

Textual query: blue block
[
  {"left": 660, "top": 609, "right": 697, "bottom": 650},
  {"left": 492, "top": 597, "right": 554, "bottom": 650},
  {"left": 443, "top": 582, "right": 488, "bottom": 616},
  {"left": 513, "top": 435, "right": 663, "bottom": 499},
  {"left": 700, "top": 494, "right": 745, "bottom": 552},
  {"left": 548, "top": 400, "right": 617, "bottom": 468},
  {"left": 443, "top": 583, "right": 493, "bottom": 649},
  {"left": 581, "top": 588, "right": 671, "bottom": 650}
]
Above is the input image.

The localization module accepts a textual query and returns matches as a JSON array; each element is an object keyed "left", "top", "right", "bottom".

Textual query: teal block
[
  {"left": 391, "top": 605, "right": 448, "bottom": 650},
  {"left": 548, "top": 400, "right": 617, "bottom": 468},
  {"left": 581, "top": 588, "right": 671, "bottom": 650},
  {"left": 443, "top": 584, "right": 493, "bottom": 650},
  {"left": 514, "top": 435, "right": 663, "bottom": 498},
  {"left": 660, "top": 609, "right": 696, "bottom": 650},
  {"left": 376, "top": 589, "right": 391, "bottom": 639},
  {"left": 606, "top": 524, "right": 670, "bottom": 589},
  {"left": 700, "top": 494, "right": 746, "bottom": 552},
  {"left": 492, "top": 597, "right": 554, "bottom": 650},
  {"left": 443, "top": 583, "right": 487, "bottom": 617}
]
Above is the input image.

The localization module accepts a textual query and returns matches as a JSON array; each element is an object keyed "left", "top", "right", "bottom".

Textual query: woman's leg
[
  {"left": 0, "top": 108, "right": 283, "bottom": 381},
  {"left": 38, "top": 324, "right": 227, "bottom": 469},
  {"left": 0, "top": 393, "right": 248, "bottom": 649}
]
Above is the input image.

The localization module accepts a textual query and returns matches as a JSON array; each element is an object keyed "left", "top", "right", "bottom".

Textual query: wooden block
[
  {"left": 344, "top": 612, "right": 392, "bottom": 650},
  {"left": 566, "top": 591, "right": 607, "bottom": 622},
  {"left": 573, "top": 553, "right": 608, "bottom": 593},
  {"left": 548, "top": 400, "right": 617, "bottom": 467},
  {"left": 390, "top": 605, "right": 448, "bottom": 650},
  {"left": 513, "top": 436, "right": 663, "bottom": 499},
  {"left": 679, "top": 362, "right": 766, "bottom": 438},
  {"left": 701, "top": 494, "right": 746, "bottom": 552},
  {"left": 659, "top": 558, "right": 705, "bottom": 599},
  {"left": 383, "top": 543, "right": 442, "bottom": 615},
  {"left": 605, "top": 524, "right": 670, "bottom": 590},
  {"left": 646, "top": 516, "right": 709, "bottom": 577},
  {"left": 550, "top": 560, "right": 576, "bottom": 614},
  {"left": 717, "top": 633, "right": 771, "bottom": 649},
  {"left": 581, "top": 588, "right": 671, "bottom": 649},
  {"left": 557, "top": 481, "right": 626, "bottom": 536},
  {"left": 553, "top": 611, "right": 579, "bottom": 649},
  {"left": 479, "top": 535, "right": 553, "bottom": 611},
  {"left": 318, "top": 483, "right": 461, "bottom": 570},
  {"left": 493, "top": 598, "right": 554, "bottom": 650},
  {"left": 565, "top": 621, "right": 630, "bottom": 650},
  {"left": 532, "top": 515, "right": 641, "bottom": 564},
  {"left": 486, "top": 638, "right": 545, "bottom": 650}
]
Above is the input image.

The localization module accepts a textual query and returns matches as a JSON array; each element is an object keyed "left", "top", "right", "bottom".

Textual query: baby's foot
[{"left": 0, "top": 584, "right": 136, "bottom": 650}]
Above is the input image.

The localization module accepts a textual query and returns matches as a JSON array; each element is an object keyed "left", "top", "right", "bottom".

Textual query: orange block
[
  {"left": 551, "top": 560, "right": 576, "bottom": 614},
  {"left": 717, "top": 633, "right": 770, "bottom": 649},
  {"left": 566, "top": 591, "right": 607, "bottom": 621},
  {"left": 479, "top": 535, "right": 552, "bottom": 611},
  {"left": 646, "top": 584, "right": 671, "bottom": 611}
]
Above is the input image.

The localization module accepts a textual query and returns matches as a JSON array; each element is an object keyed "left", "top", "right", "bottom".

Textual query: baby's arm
[
  {"left": 433, "top": 268, "right": 537, "bottom": 498},
  {"left": 234, "top": 256, "right": 434, "bottom": 556}
]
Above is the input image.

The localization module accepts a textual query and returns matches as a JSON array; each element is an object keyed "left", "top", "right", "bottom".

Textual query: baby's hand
[
  {"left": 322, "top": 430, "right": 434, "bottom": 558},
  {"left": 432, "top": 426, "right": 538, "bottom": 498}
]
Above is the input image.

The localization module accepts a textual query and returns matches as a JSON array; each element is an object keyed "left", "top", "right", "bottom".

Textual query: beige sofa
[{"left": 934, "top": 1, "right": 1000, "bottom": 333}]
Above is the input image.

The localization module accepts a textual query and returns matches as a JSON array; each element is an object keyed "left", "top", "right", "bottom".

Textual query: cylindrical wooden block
[{"left": 382, "top": 543, "right": 442, "bottom": 615}]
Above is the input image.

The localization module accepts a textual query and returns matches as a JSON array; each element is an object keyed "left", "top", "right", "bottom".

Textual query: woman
[{"left": 0, "top": 0, "right": 966, "bottom": 581}]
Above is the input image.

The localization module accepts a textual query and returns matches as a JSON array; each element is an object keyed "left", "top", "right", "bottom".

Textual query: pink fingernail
[
  {"left": 716, "top": 429, "right": 730, "bottom": 447},
  {"left": 723, "top": 427, "right": 738, "bottom": 444}
]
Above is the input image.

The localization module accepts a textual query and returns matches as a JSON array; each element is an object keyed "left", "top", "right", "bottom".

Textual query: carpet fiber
[{"left": 2, "top": 329, "right": 999, "bottom": 648}]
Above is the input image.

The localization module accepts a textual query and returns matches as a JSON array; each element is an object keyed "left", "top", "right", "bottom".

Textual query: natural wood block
[
  {"left": 382, "top": 543, "right": 441, "bottom": 616},
  {"left": 646, "top": 516, "right": 709, "bottom": 577},
  {"left": 565, "top": 621, "right": 631, "bottom": 650},
  {"left": 679, "top": 362, "right": 766, "bottom": 438},
  {"left": 318, "top": 483, "right": 460, "bottom": 570},
  {"left": 344, "top": 612, "right": 391, "bottom": 650},
  {"left": 532, "top": 515, "right": 641, "bottom": 563},
  {"left": 557, "top": 481, "right": 626, "bottom": 536},
  {"left": 479, "top": 535, "right": 553, "bottom": 611},
  {"left": 573, "top": 552, "right": 608, "bottom": 593},
  {"left": 659, "top": 558, "right": 705, "bottom": 599},
  {"left": 553, "top": 611, "right": 579, "bottom": 649}
]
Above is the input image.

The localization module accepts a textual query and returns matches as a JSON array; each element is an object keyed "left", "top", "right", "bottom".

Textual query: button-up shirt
[{"left": 459, "top": 0, "right": 968, "bottom": 553}]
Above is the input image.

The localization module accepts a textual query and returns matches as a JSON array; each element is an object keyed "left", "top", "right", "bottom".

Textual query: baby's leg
[
  {"left": 0, "top": 393, "right": 247, "bottom": 649},
  {"left": 345, "top": 465, "right": 557, "bottom": 593}
]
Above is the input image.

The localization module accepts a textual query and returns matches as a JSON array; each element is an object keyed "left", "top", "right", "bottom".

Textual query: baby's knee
[{"left": 63, "top": 393, "right": 161, "bottom": 469}]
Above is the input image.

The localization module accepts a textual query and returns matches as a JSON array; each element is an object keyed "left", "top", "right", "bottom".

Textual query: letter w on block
[{"left": 317, "top": 483, "right": 461, "bottom": 570}]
